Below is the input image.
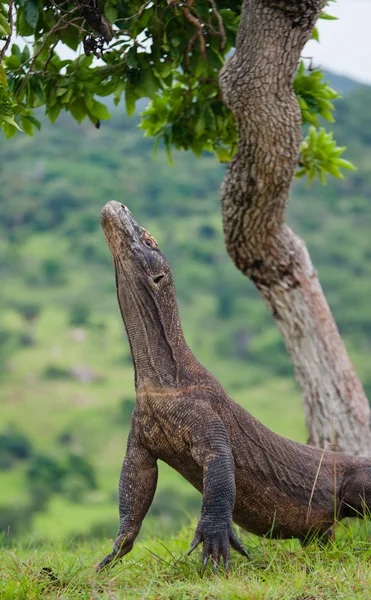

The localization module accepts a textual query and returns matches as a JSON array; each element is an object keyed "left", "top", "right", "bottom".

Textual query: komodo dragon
[{"left": 97, "top": 200, "right": 371, "bottom": 573}]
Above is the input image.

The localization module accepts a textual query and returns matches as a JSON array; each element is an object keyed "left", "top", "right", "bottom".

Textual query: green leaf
[
  {"left": 84, "top": 94, "right": 93, "bottom": 111},
  {"left": 27, "top": 114, "right": 41, "bottom": 130},
  {"left": 46, "top": 103, "right": 61, "bottom": 123},
  {"left": 21, "top": 115, "right": 34, "bottom": 135},
  {"left": 24, "top": 0, "right": 39, "bottom": 29},
  {"left": 59, "top": 88, "right": 73, "bottom": 104},
  {"left": 104, "top": 6, "right": 118, "bottom": 23},
  {"left": 311, "top": 26, "right": 319, "bottom": 42},
  {"left": 1, "top": 121, "right": 18, "bottom": 138},
  {"left": 0, "top": 65, "right": 7, "bottom": 85},
  {"left": 215, "top": 146, "right": 232, "bottom": 162},
  {"left": 5, "top": 54, "right": 21, "bottom": 69},
  {"left": 318, "top": 169, "right": 326, "bottom": 185},
  {"left": 165, "top": 143, "right": 173, "bottom": 166},
  {"left": 159, "top": 61, "right": 174, "bottom": 79},
  {"left": 16, "top": 7, "right": 34, "bottom": 35},
  {"left": 336, "top": 158, "right": 357, "bottom": 171},
  {"left": 56, "top": 88, "right": 68, "bottom": 97},
  {"left": 113, "top": 84, "right": 124, "bottom": 106},
  {"left": 11, "top": 44, "right": 22, "bottom": 59},
  {"left": 139, "top": 70, "right": 159, "bottom": 100},
  {"left": 61, "top": 26, "right": 80, "bottom": 51},
  {"left": 30, "top": 78, "right": 45, "bottom": 106},
  {"left": 0, "top": 13, "right": 11, "bottom": 35},
  {"left": 1, "top": 114, "right": 22, "bottom": 131},
  {"left": 152, "top": 135, "right": 161, "bottom": 160},
  {"left": 21, "top": 45, "right": 31, "bottom": 63},
  {"left": 90, "top": 100, "right": 111, "bottom": 120},
  {"left": 320, "top": 12, "right": 338, "bottom": 20},
  {"left": 320, "top": 108, "right": 335, "bottom": 123},
  {"left": 194, "top": 114, "right": 205, "bottom": 138},
  {"left": 125, "top": 86, "right": 136, "bottom": 117},
  {"left": 297, "top": 97, "right": 308, "bottom": 110},
  {"left": 326, "top": 163, "right": 343, "bottom": 179},
  {"left": 69, "top": 98, "right": 86, "bottom": 123}
]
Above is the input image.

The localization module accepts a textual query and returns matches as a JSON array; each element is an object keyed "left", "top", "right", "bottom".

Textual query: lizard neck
[{"left": 115, "top": 262, "right": 195, "bottom": 390}]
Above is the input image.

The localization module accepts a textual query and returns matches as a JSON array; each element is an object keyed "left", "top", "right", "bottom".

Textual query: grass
[{"left": 1, "top": 520, "right": 371, "bottom": 599}]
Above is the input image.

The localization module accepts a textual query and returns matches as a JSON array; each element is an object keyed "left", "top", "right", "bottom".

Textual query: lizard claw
[
  {"left": 224, "top": 559, "right": 230, "bottom": 575},
  {"left": 202, "top": 553, "right": 209, "bottom": 574},
  {"left": 188, "top": 532, "right": 202, "bottom": 555},
  {"left": 95, "top": 552, "right": 115, "bottom": 572},
  {"left": 189, "top": 519, "right": 249, "bottom": 575},
  {"left": 96, "top": 536, "right": 134, "bottom": 572},
  {"left": 229, "top": 528, "right": 250, "bottom": 559}
]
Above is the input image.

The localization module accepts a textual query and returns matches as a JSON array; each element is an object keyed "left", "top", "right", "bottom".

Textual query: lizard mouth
[
  {"left": 101, "top": 201, "right": 139, "bottom": 259},
  {"left": 101, "top": 200, "right": 124, "bottom": 224}
]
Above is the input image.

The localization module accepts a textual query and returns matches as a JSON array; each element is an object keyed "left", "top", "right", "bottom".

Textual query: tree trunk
[{"left": 219, "top": 0, "right": 371, "bottom": 456}]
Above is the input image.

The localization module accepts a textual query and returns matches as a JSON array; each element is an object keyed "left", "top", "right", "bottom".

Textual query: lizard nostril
[
  {"left": 120, "top": 204, "right": 131, "bottom": 215},
  {"left": 153, "top": 274, "right": 164, "bottom": 284}
]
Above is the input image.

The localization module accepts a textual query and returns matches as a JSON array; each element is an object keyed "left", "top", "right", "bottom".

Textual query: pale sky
[{"left": 305, "top": 0, "right": 371, "bottom": 84}]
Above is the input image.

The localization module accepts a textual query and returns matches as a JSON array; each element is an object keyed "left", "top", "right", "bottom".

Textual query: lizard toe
[
  {"left": 188, "top": 531, "right": 202, "bottom": 555},
  {"left": 229, "top": 527, "right": 250, "bottom": 560}
]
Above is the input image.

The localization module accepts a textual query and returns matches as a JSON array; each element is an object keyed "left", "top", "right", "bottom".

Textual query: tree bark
[{"left": 219, "top": 0, "right": 371, "bottom": 456}]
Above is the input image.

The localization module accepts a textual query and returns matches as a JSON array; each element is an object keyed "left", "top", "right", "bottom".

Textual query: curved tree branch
[
  {"left": 0, "top": 0, "right": 14, "bottom": 63},
  {"left": 219, "top": 0, "right": 371, "bottom": 456}
]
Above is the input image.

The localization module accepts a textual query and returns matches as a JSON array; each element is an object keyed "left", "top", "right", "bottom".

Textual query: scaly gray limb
[{"left": 97, "top": 201, "right": 371, "bottom": 574}]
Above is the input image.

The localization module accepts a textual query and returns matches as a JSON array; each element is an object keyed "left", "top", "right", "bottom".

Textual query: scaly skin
[{"left": 97, "top": 201, "right": 371, "bottom": 573}]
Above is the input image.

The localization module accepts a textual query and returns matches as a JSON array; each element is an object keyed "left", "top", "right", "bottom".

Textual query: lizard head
[
  {"left": 101, "top": 201, "right": 192, "bottom": 386},
  {"left": 101, "top": 200, "right": 169, "bottom": 286}
]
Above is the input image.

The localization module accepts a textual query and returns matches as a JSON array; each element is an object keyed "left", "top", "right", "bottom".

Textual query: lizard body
[{"left": 97, "top": 201, "right": 371, "bottom": 572}]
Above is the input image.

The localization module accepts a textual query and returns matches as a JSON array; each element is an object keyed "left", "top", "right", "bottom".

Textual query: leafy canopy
[{"left": 0, "top": 0, "right": 354, "bottom": 181}]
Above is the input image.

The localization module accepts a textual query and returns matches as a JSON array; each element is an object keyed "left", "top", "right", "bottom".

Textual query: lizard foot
[
  {"left": 95, "top": 537, "right": 134, "bottom": 572},
  {"left": 188, "top": 519, "right": 249, "bottom": 574}
]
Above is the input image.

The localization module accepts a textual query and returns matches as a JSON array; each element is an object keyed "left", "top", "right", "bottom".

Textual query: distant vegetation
[{"left": 0, "top": 77, "right": 371, "bottom": 545}]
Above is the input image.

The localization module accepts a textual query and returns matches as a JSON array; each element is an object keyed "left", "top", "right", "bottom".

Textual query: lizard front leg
[
  {"left": 96, "top": 431, "right": 158, "bottom": 571},
  {"left": 188, "top": 419, "right": 249, "bottom": 573}
]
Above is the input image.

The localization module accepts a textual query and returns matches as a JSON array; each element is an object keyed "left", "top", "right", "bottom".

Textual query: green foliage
[
  {"left": 27, "top": 451, "right": 97, "bottom": 509},
  {"left": 293, "top": 62, "right": 354, "bottom": 183},
  {"left": 27, "top": 454, "right": 66, "bottom": 498},
  {"left": 15, "top": 302, "right": 41, "bottom": 323},
  {"left": 297, "top": 126, "right": 356, "bottom": 184},
  {"left": 294, "top": 61, "right": 339, "bottom": 125},
  {"left": 0, "top": 0, "right": 354, "bottom": 181},
  {"left": 0, "top": 49, "right": 40, "bottom": 138},
  {"left": 311, "top": 1, "right": 338, "bottom": 42},
  {"left": 69, "top": 302, "right": 91, "bottom": 327},
  {"left": 0, "top": 428, "right": 32, "bottom": 469}
]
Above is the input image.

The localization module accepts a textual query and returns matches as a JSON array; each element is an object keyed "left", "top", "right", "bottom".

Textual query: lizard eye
[{"left": 145, "top": 238, "right": 153, "bottom": 247}]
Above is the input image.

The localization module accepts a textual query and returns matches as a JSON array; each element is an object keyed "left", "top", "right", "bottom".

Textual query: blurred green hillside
[{"left": 0, "top": 75, "right": 371, "bottom": 547}]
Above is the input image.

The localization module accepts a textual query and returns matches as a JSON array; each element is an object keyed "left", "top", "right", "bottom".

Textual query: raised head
[
  {"left": 101, "top": 200, "right": 169, "bottom": 287},
  {"left": 101, "top": 201, "right": 192, "bottom": 389}
]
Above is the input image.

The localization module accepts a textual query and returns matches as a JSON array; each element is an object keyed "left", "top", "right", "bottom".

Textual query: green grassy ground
[{"left": 2, "top": 520, "right": 371, "bottom": 599}]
